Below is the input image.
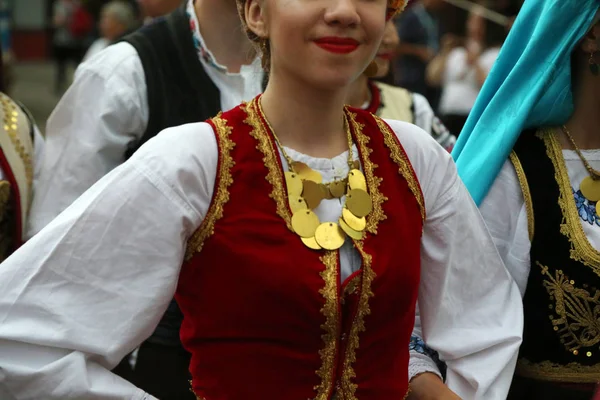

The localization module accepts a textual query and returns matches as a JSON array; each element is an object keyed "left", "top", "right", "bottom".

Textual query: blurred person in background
[
  {"left": 52, "top": 0, "right": 93, "bottom": 94},
  {"left": 346, "top": 17, "right": 456, "bottom": 151},
  {"left": 394, "top": 0, "right": 446, "bottom": 110},
  {"left": 426, "top": 3, "right": 506, "bottom": 136},
  {"left": 83, "top": 1, "right": 139, "bottom": 61},
  {"left": 137, "top": 0, "right": 181, "bottom": 22},
  {"left": 28, "top": 0, "right": 260, "bottom": 398}
]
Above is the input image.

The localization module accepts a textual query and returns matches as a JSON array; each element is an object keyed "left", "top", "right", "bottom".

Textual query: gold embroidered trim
[
  {"left": 541, "top": 130, "right": 600, "bottom": 272},
  {"left": 538, "top": 261, "right": 600, "bottom": 354},
  {"left": 246, "top": 99, "right": 294, "bottom": 232},
  {"left": 509, "top": 151, "right": 535, "bottom": 242},
  {"left": 340, "top": 241, "right": 376, "bottom": 399},
  {"left": 347, "top": 111, "right": 387, "bottom": 235},
  {"left": 0, "top": 96, "right": 33, "bottom": 190},
  {"left": 517, "top": 358, "right": 600, "bottom": 383},
  {"left": 375, "top": 116, "right": 426, "bottom": 223},
  {"left": 184, "top": 113, "right": 235, "bottom": 261},
  {"left": 314, "top": 250, "right": 341, "bottom": 400}
]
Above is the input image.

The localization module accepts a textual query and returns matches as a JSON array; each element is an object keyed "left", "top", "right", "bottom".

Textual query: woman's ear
[
  {"left": 580, "top": 22, "right": 600, "bottom": 54},
  {"left": 245, "top": 0, "right": 268, "bottom": 39}
]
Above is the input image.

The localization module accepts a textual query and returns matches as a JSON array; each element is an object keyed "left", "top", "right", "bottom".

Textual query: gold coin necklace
[
  {"left": 561, "top": 125, "right": 600, "bottom": 202},
  {"left": 257, "top": 100, "right": 373, "bottom": 250}
]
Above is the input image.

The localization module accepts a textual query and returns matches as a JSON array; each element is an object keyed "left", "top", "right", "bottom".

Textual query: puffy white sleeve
[
  {"left": 0, "top": 122, "right": 218, "bottom": 399},
  {"left": 386, "top": 119, "right": 523, "bottom": 400}
]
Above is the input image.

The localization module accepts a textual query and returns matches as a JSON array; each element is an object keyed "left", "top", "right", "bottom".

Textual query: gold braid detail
[
  {"left": 375, "top": 116, "right": 426, "bottom": 223},
  {"left": 314, "top": 250, "right": 341, "bottom": 399},
  {"left": 540, "top": 129, "right": 600, "bottom": 272},
  {"left": 0, "top": 95, "right": 33, "bottom": 191},
  {"left": 347, "top": 111, "right": 387, "bottom": 235},
  {"left": 509, "top": 151, "right": 535, "bottom": 242},
  {"left": 340, "top": 241, "right": 376, "bottom": 399},
  {"left": 185, "top": 113, "right": 235, "bottom": 260},
  {"left": 246, "top": 99, "right": 294, "bottom": 231}
]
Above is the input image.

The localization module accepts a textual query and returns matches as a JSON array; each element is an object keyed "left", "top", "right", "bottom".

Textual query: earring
[
  {"left": 589, "top": 51, "right": 599, "bottom": 76},
  {"left": 364, "top": 60, "right": 379, "bottom": 78}
]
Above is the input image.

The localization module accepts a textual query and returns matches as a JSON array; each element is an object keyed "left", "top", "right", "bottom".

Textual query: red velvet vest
[{"left": 176, "top": 97, "right": 425, "bottom": 400}]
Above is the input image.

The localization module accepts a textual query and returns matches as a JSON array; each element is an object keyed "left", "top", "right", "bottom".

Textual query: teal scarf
[{"left": 451, "top": 0, "right": 600, "bottom": 205}]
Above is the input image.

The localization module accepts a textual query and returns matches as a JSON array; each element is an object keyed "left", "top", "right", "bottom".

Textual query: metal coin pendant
[
  {"left": 292, "top": 161, "right": 323, "bottom": 183},
  {"left": 339, "top": 218, "right": 364, "bottom": 240},
  {"left": 314, "top": 222, "right": 346, "bottom": 250},
  {"left": 303, "top": 180, "right": 326, "bottom": 209},
  {"left": 345, "top": 189, "right": 373, "bottom": 218},
  {"left": 329, "top": 180, "right": 347, "bottom": 198},
  {"left": 285, "top": 172, "right": 303, "bottom": 197},
  {"left": 580, "top": 176, "right": 600, "bottom": 203},
  {"left": 348, "top": 169, "right": 367, "bottom": 191},
  {"left": 289, "top": 195, "right": 308, "bottom": 213},
  {"left": 301, "top": 236, "right": 322, "bottom": 250},
  {"left": 342, "top": 208, "right": 366, "bottom": 231},
  {"left": 291, "top": 209, "right": 320, "bottom": 238}
]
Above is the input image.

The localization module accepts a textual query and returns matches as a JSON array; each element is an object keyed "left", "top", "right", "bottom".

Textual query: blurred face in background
[
  {"left": 466, "top": 8, "right": 486, "bottom": 43},
  {"left": 137, "top": 0, "right": 181, "bottom": 18},
  {"left": 373, "top": 18, "right": 399, "bottom": 78},
  {"left": 100, "top": 10, "right": 128, "bottom": 40}
]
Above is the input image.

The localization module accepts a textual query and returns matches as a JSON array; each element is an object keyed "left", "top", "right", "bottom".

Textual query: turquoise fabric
[{"left": 451, "top": 0, "right": 600, "bottom": 205}]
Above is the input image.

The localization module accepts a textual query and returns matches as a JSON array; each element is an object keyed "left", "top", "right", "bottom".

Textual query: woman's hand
[{"left": 407, "top": 372, "right": 462, "bottom": 400}]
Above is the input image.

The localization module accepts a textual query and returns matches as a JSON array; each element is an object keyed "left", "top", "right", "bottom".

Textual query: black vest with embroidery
[{"left": 512, "top": 130, "right": 600, "bottom": 382}]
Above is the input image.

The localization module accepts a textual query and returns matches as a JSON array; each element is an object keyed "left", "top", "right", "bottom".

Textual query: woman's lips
[{"left": 314, "top": 37, "right": 360, "bottom": 54}]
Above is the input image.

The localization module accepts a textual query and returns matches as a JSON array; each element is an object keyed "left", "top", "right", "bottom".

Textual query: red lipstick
[
  {"left": 314, "top": 37, "right": 360, "bottom": 54},
  {"left": 377, "top": 52, "right": 394, "bottom": 60}
]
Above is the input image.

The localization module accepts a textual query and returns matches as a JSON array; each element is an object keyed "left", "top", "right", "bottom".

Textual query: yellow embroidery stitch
[
  {"left": 339, "top": 241, "right": 376, "bottom": 399},
  {"left": 246, "top": 99, "right": 294, "bottom": 232},
  {"left": 517, "top": 358, "right": 600, "bottom": 383},
  {"left": 541, "top": 130, "right": 600, "bottom": 272},
  {"left": 347, "top": 111, "right": 387, "bottom": 235},
  {"left": 185, "top": 113, "right": 235, "bottom": 260},
  {"left": 375, "top": 116, "right": 426, "bottom": 223},
  {"left": 509, "top": 151, "right": 535, "bottom": 242},
  {"left": 314, "top": 250, "right": 341, "bottom": 400}
]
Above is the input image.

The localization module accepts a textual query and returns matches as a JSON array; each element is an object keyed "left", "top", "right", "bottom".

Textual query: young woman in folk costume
[
  {"left": 416, "top": 0, "right": 600, "bottom": 399},
  {"left": 346, "top": 17, "right": 456, "bottom": 152},
  {"left": 0, "top": 0, "right": 522, "bottom": 399}
]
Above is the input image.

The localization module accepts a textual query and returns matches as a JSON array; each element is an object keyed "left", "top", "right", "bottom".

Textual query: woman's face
[
  {"left": 373, "top": 18, "right": 399, "bottom": 78},
  {"left": 100, "top": 12, "right": 126, "bottom": 41},
  {"left": 251, "top": 0, "right": 388, "bottom": 90}
]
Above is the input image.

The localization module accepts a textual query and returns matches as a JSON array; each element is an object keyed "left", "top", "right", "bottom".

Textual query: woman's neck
[
  {"left": 194, "top": 0, "right": 255, "bottom": 73},
  {"left": 260, "top": 72, "right": 351, "bottom": 159},
  {"left": 347, "top": 75, "right": 372, "bottom": 109},
  {"left": 561, "top": 76, "right": 600, "bottom": 150}
]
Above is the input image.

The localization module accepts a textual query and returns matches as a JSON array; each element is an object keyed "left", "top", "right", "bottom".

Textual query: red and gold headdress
[{"left": 387, "top": 0, "right": 408, "bottom": 20}]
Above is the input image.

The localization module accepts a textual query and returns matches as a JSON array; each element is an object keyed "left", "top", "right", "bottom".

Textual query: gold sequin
[{"left": 185, "top": 113, "right": 235, "bottom": 260}]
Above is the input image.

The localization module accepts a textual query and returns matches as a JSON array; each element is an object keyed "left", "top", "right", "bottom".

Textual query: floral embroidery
[
  {"left": 573, "top": 188, "right": 600, "bottom": 227},
  {"left": 186, "top": 0, "right": 226, "bottom": 72},
  {"left": 409, "top": 335, "right": 447, "bottom": 380}
]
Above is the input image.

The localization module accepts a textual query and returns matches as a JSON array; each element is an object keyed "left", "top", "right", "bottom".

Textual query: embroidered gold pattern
[
  {"left": 246, "top": 99, "right": 294, "bottom": 232},
  {"left": 314, "top": 250, "right": 341, "bottom": 400},
  {"left": 517, "top": 358, "right": 600, "bottom": 383},
  {"left": 340, "top": 241, "right": 376, "bottom": 399},
  {"left": 541, "top": 130, "right": 600, "bottom": 272},
  {"left": 347, "top": 111, "right": 387, "bottom": 235},
  {"left": 538, "top": 261, "right": 600, "bottom": 354},
  {"left": 375, "top": 116, "right": 426, "bottom": 223},
  {"left": 0, "top": 96, "right": 33, "bottom": 191},
  {"left": 185, "top": 113, "right": 235, "bottom": 260},
  {"left": 509, "top": 151, "right": 535, "bottom": 242}
]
